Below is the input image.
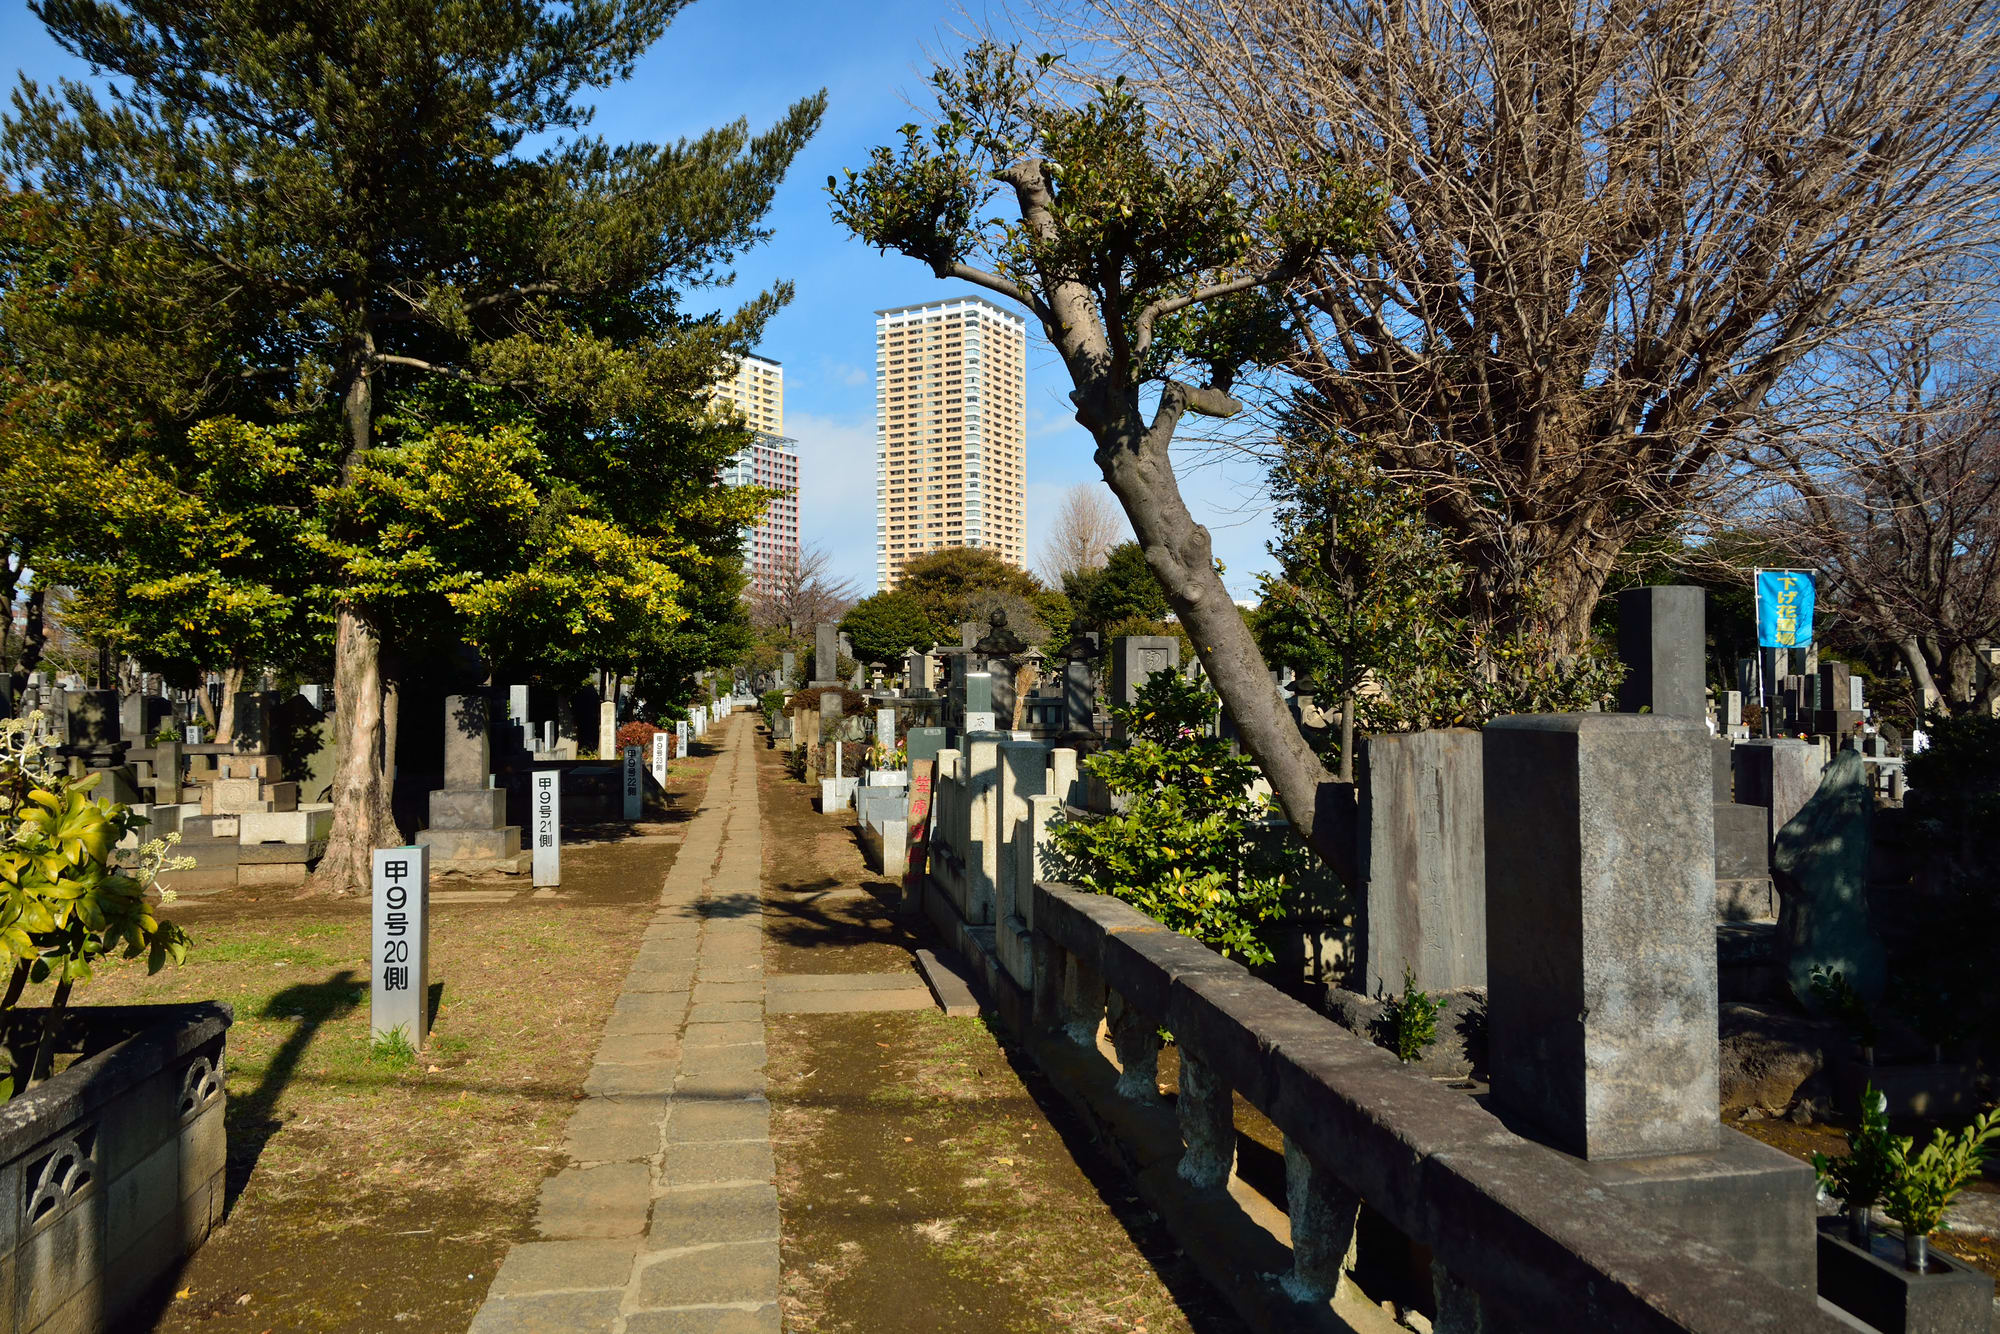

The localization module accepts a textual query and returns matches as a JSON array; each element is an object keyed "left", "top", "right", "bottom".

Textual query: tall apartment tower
[
  {"left": 875, "top": 296, "right": 1029, "bottom": 589},
  {"left": 712, "top": 353, "right": 797, "bottom": 599},
  {"left": 712, "top": 353, "right": 784, "bottom": 436}
]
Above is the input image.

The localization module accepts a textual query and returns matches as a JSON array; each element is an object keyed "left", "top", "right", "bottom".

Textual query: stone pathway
[{"left": 469, "top": 713, "right": 778, "bottom": 1334}]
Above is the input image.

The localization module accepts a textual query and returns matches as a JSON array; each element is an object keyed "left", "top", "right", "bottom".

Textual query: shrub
[
  {"left": 1047, "top": 672, "right": 1322, "bottom": 964},
  {"left": 1883, "top": 1107, "right": 2000, "bottom": 1241},
  {"left": 614, "top": 720, "right": 660, "bottom": 753},
  {"left": 0, "top": 714, "right": 191, "bottom": 1096}
]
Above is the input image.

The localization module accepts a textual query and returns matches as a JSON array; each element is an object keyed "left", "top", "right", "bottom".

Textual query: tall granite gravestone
[
  {"left": 1734, "top": 739, "right": 1823, "bottom": 855},
  {"left": 1060, "top": 632, "right": 1101, "bottom": 735},
  {"left": 814, "top": 622, "right": 839, "bottom": 685},
  {"left": 415, "top": 694, "right": 526, "bottom": 872},
  {"left": 962, "top": 672, "right": 996, "bottom": 735},
  {"left": 780, "top": 650, "right": 796, "bottom": 689},
  {"left": 1354, "top": 730, "right": 1485, "bottom": 992},
  {"left": 906, "top": 727, "right": 946, "bottom": 765},
  {"left": 1772, "top": 748, "right": 1885, "bottom": 1006},
  {"left": 1814, "top": 660, "right": 1864, "bottom": 737},
  {"left": 1483, "top": 713, "right": 1813, "bottom": 1291},
  {"left": 1616, "top": 585, "right": 1706, "bottom": 718},
  {"left": 1109, "top": 635, "right": 1178, "bottom": 742}
]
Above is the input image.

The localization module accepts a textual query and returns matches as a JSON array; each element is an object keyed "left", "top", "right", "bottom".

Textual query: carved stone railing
[
  {"left": 1028, "top": 886, "right": 1846, "bottom": 1333},
  {"left": 0, "top": 1002, "right": 232, "bottom": 1333}
]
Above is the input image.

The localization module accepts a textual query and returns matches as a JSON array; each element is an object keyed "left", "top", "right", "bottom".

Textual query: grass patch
[{"left": 83, "top": 893, "right": 656, "bottom": 1333}]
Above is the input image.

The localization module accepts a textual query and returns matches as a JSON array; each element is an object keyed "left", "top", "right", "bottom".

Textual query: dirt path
[{"left": 757, "top": 726, "right": 1248, "bottom": 1334}]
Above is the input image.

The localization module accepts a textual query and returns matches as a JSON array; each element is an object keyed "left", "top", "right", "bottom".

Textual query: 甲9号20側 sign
[{"left": 371, "top": 846, "right": 430, "bottom": 1047}]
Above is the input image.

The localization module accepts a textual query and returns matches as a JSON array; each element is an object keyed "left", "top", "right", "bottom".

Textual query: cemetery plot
[{"left": 75, "top": 833, "right": 677, "bottom": 1334}]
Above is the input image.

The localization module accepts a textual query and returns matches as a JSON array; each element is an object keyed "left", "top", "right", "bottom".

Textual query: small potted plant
[
  {"left": 1813, "top": 1084, "right": 1898, "bottom": 1244},
  {"left": 1882, "top": 1107, "right": 1998, "bottom": 1273}
]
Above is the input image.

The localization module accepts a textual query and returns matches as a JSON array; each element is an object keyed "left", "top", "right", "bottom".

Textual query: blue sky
[{"left": 1, "top": 0, "right": 1281, "bottom": 597}]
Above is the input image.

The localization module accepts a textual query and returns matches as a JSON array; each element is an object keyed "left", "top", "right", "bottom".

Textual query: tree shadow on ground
[{"left": 224, "top": 970, "right": 365, "bottom": 1212}]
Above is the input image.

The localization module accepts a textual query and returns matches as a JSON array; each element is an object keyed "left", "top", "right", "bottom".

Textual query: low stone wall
[
  {"left": 1026, "top": 885, "right": 1843, "bottom": 1333},
  {"left": 0, "top": 1002, "right": 232, "bottom": 1333}
]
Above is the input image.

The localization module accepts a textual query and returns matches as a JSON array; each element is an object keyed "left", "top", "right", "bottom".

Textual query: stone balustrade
[{"left": 1027, "top": 884, "right": 1847, "bottom": 1333}]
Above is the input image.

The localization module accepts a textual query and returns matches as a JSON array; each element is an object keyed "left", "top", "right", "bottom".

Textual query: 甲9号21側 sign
[
  {"left": 371, "top": 846, "right": 430, "bottom": 1048},
  {"left": 533, "top": 770, "right": 561, "bottom": 887}
]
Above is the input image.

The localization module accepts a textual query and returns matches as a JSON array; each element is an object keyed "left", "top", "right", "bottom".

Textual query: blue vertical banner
[{"left": 1756, "top": 570, "right": 1814, "bottom": 648}]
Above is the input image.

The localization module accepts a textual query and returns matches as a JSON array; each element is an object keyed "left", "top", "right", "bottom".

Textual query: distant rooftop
[{"left": 874, "top": 294, "right": 1025, "bottom": 324}]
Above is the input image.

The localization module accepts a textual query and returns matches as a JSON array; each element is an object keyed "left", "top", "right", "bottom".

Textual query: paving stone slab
[
  {"left": 694, "top": 964, "right": 764, "bottom": 985},
  {"left": 630, "top": 1241, "right": 780, "bottom": 1308},
  {"left": 690, "top": 980, "right": 764, "bottom": 1005},
  {"left": 537, "top": 1162, "right": 653, "bottom": 1238},
  {"left": 688, "top": 1001, "right": 763, "bottom": 1025},
  {"left": 487, "top": 1239, "right": 639, "bottom": 1296},
  {"left": 624, "top": 967, "right": 697, "bottom": 994},
  {"left": 600, "top": 1011, "right": 685, "bottom": 1040},
  {"left": 563, "top": 1097, "right": 670, "bottom": 1163},
  {"left": 767, "top": 971, "right": 922, "bottom": 993},
  {"left": 589, "top": 1035, "right": 681, "bottom": 1066},
  {"left": 675, "top": 1070, "right": 766, "bottom": 1102},
  {"left": 622, "top": 1306, "right": 780, "bottom": 1334},
  {"left": 467, "top": 1289, "right": 625, "bottom": 1333},
  {"left": 583, "top": 1060, "right": 679, "bottom": 1097},
  {"left": 647, "top": 1183, "right": 780, "bottom": 1247},
  {"left": 658, "top": 1139, "right": 775, "bottom": 1188},
  {"left": 615, "top": 990, "right": 692, "bottom": 1020},
  {"left": 677, "top": 1043, "right": 766, "bottom": 1076},
  {"left": 663, "top": 1099, "right": 771, "bottom": 1145},
  {"left": 682, "top": 1020, "right": 765, "bottom": 1048}
]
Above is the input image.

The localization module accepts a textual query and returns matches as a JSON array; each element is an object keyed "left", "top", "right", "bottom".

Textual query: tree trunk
[
  {"left": 8, "top": 586, "right": 47, "bottom": 706},
  {"left": 1337, "top": 692, "right": 1356, "bottom": 784},
  {"left": 380, "top": 673, "right": 401, "bottom": 833},
  {"left": 213, "top": 665, "right": 244, "bottom": 745},
  {"left": 312, "top": 338, "right": 392, "bottom": 894},
  {"left": 1095, "top": 414, "right": 1357, "bottom": 886},
  {"left": 312, "top": 604, "right": 389, "bottom": 894}
]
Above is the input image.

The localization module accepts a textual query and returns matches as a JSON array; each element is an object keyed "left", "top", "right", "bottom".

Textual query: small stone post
[
  {"left": 1281, "top": 1138, "right": 1360, "bottom": 1302},
  {"left": 1175, "top": 1053, "right": 1235, "bottom": 1189}
]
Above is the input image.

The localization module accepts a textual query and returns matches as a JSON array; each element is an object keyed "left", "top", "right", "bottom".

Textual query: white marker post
[
  {"left": 676, "top": 720, "right": 689, "bottom": 756},
  {"left": 651, "top": 730, "right": 669, "bottom": 788},
  {"left": 371, "top": 846, "right": 430, "bottom": 1049},
  {"left": 532, "top": 769, "right": 562, "bottom": 887},
  {"left": 622, "top": 744, "right": 643, "bottom": 820}
]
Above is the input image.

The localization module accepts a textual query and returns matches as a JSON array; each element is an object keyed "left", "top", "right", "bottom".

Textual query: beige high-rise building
[
  {"left": 875, "top": 296, "right": 1029, "bottom": 589},
  {"left": 711, "top": 353, "right": 783, "bottom": 436}
]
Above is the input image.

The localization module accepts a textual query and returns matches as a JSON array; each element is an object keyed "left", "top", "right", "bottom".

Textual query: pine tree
[{"left": 7, "top": 0, "right": 823, "bottom": 890}]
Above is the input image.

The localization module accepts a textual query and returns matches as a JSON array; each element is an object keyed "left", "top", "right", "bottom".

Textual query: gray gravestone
[
  {"left": 371, "top": 846, "right": 431, "bottom": 1047},
  {"left": 814, "top": 622, "right": 839, "bottom": 684},
  {"left": 416, "top": 694, "right": 522, "bottom": 869},
  {"left": 1356, "top": 730, "right": 1486, "bottom": 993},
  {"left": 1063, "top": 658, "right": 1096, "bottom": 734},
  {"left": 531, "top": 771, "right": 561, "bottom": 886},
  {"left": 1772, "top": 748, "right": 1886, "bottom": 1006},
  {"left": 963, "top": 672, "right": 996, "bottom": 734},
  {"left": 1616, "top": 585, "right": 1705, "bottom": 719},
  {"left": 1733, "top": 739, "right": 1823, "bottom": 853},
  {"left": 906, "top": 727, "right": 946, "bottom": 764},
  {"left": 1484, "top": 713, "right": 1717, "bottom": 1159},
  {"left": 1110, "top": 636, "right": 1179, "bottom": 708},
  {"left": 781, "top": 651, "right": 796, "bottom": 689}
]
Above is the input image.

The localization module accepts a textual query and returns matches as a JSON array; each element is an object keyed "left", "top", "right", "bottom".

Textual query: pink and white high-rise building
[{"left": 720, "top": 431, "right": 799, "bottom": 598}]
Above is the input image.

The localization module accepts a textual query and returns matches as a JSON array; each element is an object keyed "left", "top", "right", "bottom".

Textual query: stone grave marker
[
  {"left": 963, "top": 671, "right": 996, "bottom": 734},
  {"left": 651, "top": 730, "right": 669, "bottom": 787},
  {"left": 1616, "top": 585, "right": 1705, "bottom": 718},
  {"left": 371, "top": 846, "right": 430, "bottom": 1048},
  {"left": 531, "top": 771, "right": 561, "bottom": 887},
  {"left": 621, "top": 744, "right": 643, "bottom": 820},
  {"left": 814, "top": 622, "right": 839, "bottom": 684}
]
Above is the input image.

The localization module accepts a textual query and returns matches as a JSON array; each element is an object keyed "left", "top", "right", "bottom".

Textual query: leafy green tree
[
  {"left": 894, "top": 545, "right": 1043, "bottom": 639},
  {"left": 7, "top": 0, "right": 823, "bottom": 890},
  {"left": 1046, "top": 671, "right": 1321, "bottom": 963},
  {"left": 1074, "top": 541, "right": 1167, "bottom": 634},
  {"left": 832, "top": 43, "right": 1377, "bottom": 881},
  {"left": 1259, "top": 436, "right": 1621, "bottom": 778},
  {"left": 840, "top": 592, "right": 934, "bottom": 665}
]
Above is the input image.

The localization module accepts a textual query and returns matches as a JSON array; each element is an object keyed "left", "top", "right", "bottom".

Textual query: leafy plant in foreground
[
  {"left": 1375, "top": 965, "right": 1443, "bottom": 1064},
  {"left": 1047, "top": 673, "right": 1323, "bottom": 964}
]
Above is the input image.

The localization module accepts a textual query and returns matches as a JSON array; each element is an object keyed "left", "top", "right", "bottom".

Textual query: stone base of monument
[
  {"left": 1717, "top": 875, "right": 1776, "bottom": 920},
  {"left": 818, "top": 776, "right": 858, "bottom": 812},
  {"left": 1578, "top": 1129, "right": 1817, "bottom": 1293},
  {"left": 1816, "top": 1216, "right": 1995, "bottom": 1334},
  {"left": 1830, "top": 1051, "right": 1978, "bottom": 1122},
  {"left": 415, "top": 787, "right": 528, "bottom": 873}
]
